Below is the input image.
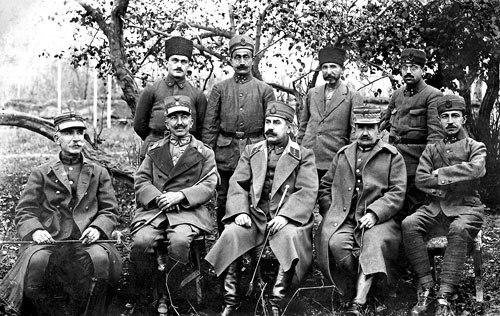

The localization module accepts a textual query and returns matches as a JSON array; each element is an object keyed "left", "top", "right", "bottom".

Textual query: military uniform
[
  {"left": 0, "top": 113, "right": 121, "bottom": 316},
  {"left": 134, "top": 36, "right": 207, "bottom": 161},
  {"left": 202, "top": 35, "right": 275, "bottom": 233},
  {"left": 402, "top": 95, "right": 486, "bottom": 307},
  {"left": 382, "top": 48, "right": 444, "bottom": 218},
  {"left": 205, "top": 102, "right": 318, "bottom": 316}
]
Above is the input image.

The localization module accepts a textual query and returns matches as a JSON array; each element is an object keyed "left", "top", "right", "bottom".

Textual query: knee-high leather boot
[
  {"left": 220, "top": 259, "right": 242, "bottom": 316},
  {"left": 269, "top": 265, "right": 295, "bottom": 316}
]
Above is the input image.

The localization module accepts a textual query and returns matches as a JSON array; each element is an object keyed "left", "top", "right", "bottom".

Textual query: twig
[
  {"left": 282, "top": 285, "right": 339, "bottom": 316},
  {"left": 165, "top": 261, "right": 180, "bottom": 316}
]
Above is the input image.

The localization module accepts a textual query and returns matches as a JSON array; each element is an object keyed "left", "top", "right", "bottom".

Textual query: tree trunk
[
  {"left": 0, "top": 110, "right": 134, "bottom": 185},
  {"left": 476, "top": 61, "right": 499, "bottom": 142}
]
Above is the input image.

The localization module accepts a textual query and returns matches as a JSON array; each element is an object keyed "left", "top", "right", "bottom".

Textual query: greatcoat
[
  {"left": 298, "top": 82, "right": 362, "bottom": 170},
  {"left": 132, "top": 136, "right": 218, "bottom": 235},
  {"left": 0, "top": 156, "right": 122, "bottom": 313},
  {"left": 205, "top": 139, "right": 318, "bottom": 282},
  {"left": 415, "top": 129, "right": 487, "bottom": 216},
  {"left": 316, "top": 140, "right": 407, "bottom": 290}
]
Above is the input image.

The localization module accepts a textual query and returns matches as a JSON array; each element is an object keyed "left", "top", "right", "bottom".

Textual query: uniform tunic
[
  {"left": 298, "top": 81, "right": 362, "bottom": 171},
  {"left": 134, "top": 75, "right": 207, "bottom": 159},
  {"left": 402, "top": 129, "right": 486, "bottom": 294},
  {"left": 316, "top": 140, "right": 406, "bottom": 294}
]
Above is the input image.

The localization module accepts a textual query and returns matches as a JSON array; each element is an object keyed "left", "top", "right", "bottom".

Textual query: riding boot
[
  {"left": 269, "top": 265, "right": 294, "bottom": 315},
  {"left": 82, "top": 278, "right": 113, "bottom": 316},
  {"left": 220, "top": 259, "right": 242, "bottom": 316},
  {"left": 25, "top": 286, "right": 53, "bottom": 316},
  {"left": 246, "top": 245, "right": 264, "bottom": 298}
]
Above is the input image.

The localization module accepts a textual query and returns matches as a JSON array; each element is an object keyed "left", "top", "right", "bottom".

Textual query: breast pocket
[{"left": 409, "top": 108, "right": 426, "bottom": 127}]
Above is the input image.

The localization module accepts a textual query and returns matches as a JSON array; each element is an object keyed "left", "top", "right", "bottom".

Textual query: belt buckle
[{"left": 235, "top": 131, "right": 245, "bottom": 139}]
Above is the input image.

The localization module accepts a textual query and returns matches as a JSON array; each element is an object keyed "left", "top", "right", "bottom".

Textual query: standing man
[
  {"left": 205, "top": 101, "right": 318, "bottom": 316},
  {"left": 316, "top": 105, "right": 407, "bottom": 316},
  {"left": 130, "top": 95, "right": 217, "bottom": 313},
  {"left": 298, "top": 46, "right": 363, "bottom": 181},
  {"left": 0, "top": 112, "right": 122, "bottom": 316},
  {"left": 134, "top": 36, "right": 207, "bottom": 162},
  {"left": 202, "top": 34, "right": 275, "bottom": 233},
  {"left": 381, "top": 48, "right": 444, "bottom": 219},
  {"left": 402, "top": 95, "right": 486, "bottom": 316}
]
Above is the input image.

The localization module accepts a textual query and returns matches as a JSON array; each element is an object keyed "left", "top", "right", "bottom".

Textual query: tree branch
[{"left": 77, "top": 1, "right": 110, "bottom": 34}]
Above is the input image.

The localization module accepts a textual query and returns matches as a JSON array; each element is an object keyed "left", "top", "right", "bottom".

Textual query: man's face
[
  {"left": 165, "top": 112, "right": 193, "bottom": 137},
  {"left": 401, "top": 63, "right": 423, "bottom": 85},
  {"left": 354, "top": 123, "right": 379, "bottom": 146},
  {"left": 55, "top": 128, "right": 85, "bottom": 155},
  {"left": 265, "top": 116, "right": 290, "bottom": 145},
  {"left": 166, "top": 54, "right": 190, "bottom": 79},
  {"left": 231, "top": 48, "right": 253, "bottom": 75},
  {"left": 440, "top": 110, "right": 465, "bottom": 136},
  {"left": 321, "top": 62, "right": 343, "bottom": 85}
]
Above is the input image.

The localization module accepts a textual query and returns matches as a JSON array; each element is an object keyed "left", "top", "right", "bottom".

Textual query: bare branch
[
  {"left": 267, "top": 82, "right": 301, "bottom": 98},
  {"left": 178, "top": 21, "right": 233, "bottom": 39},
  {"left": 228, "top": 2, "right": 236, "bottom": 34},
  {"left": 77, "top": 1, "right": 109, "bottom": 34}
]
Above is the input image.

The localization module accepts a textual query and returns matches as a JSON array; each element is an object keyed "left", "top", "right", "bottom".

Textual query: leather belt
[
  {"left": 220, "top": 129, "right": 262, "bottom": 139},
  {"left": 389, "top": 136, "right": 427, "bottom": 145}
]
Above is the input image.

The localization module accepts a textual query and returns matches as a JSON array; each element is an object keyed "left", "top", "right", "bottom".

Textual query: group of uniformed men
[{"left": 0, "top": 33, "right": 487, "bottom": 316}]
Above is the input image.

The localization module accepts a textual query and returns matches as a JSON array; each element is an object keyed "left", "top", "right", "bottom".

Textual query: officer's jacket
[
  {"left": 298, "top": 82, "right": 362, "bottom": 170},
  {"left": 15, "top": 156, "right": 119, "bottom": 240},
  {"left": 415, "top": 129, "right": 486, "bottom": 215},
  {"left": 382, "top": 80, "right": 444, "bottom": 142},
  {"left": 202, "top": 75, "right": 275, "bottom": 171},
  {"left": 133, "top": 75, "right": 207, "bottom": 140},
  {"left": 133, "top": 136, "right": 217, "bottom": 232}
]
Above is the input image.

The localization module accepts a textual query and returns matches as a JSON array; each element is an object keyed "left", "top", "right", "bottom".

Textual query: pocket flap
[
  {"left": 409, "top": 108, "right": 426, "bottom": 116},
  {"left": 216, "top": 134, "right": 233, "bottom": 147}
]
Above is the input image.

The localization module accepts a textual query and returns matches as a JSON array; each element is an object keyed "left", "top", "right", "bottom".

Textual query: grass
[{"left": 0, "top": 125, "right": 499, "bottom": 315}]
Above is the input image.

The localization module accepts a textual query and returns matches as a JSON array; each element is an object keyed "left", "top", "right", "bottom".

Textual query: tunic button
[
  {"left": 85, "top": 206, "right": 89, "bottom": 210},
  {"left": 333, "top": 223, "right": 338, "bottom": 227},
  {"left": 343, "top": 207, "right": 347, "bottom": 212},
  {"left": 69, "top": 167, "right": 73, "bottom": 171},
  {"left": 56, "top": 205, "right": 60, "bottom": 208},
  {"left": 84, "top": 192, "right": 88, "bottom": 195},
  {"left": 55, "top": 180, "right": 59, "bottom": 183},
  {"left": 69, "top": 180, "right": 74, "bottom": 185},
  {"left": 441, "top": 180, "right": 445, "bottom": 184},
  {"left": 348, "top": 187, "right": 352, "bottom": 191},
  {"left": 358, "top": 158, "right": 362, "bottom": 162},
  {"left": 56, "top": 190, "right": 60, "bottom": 194},
  {"left": 357, "top": 179, "right": 361, "bottom": 183},
  {"left": 446, "top": 150, "right": 450, "bottom": 153},
  {"left": 240, "top": 108, "right": 243, "bottom": 111},
  {"left": 356, "top": 169, "right": 360, "bottom": 173},
  {"left": 239, "top": 93, "right": 243, "bottom": 97}
]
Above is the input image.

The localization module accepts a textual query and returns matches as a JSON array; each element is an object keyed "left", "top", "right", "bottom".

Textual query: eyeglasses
[{"left": 401, "top": 64, "right": 421, "bottom": 72}]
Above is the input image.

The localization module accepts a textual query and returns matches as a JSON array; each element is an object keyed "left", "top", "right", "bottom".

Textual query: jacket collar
[
  {"left": 233, "top": 73, "right": 253, "bottom": 84},
  {"left": 404, "top": 79, "right": 426, "bottom": 96},
  {"left": 164, "top": 73, "right": 186, "bottom": 89}
]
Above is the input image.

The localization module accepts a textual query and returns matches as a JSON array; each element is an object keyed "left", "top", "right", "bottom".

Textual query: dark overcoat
[
  {"left": 316, "top": 141, "right": 407, "bottom": 288},
  {"left": 205, "top": 139, "right": 318, "bottom": 282},
  {"left": 298, "top": 82, "right": 362, "bottom": 170},
  {"left": 0, "top": 157, "right": 121, "bottom": 313},
  {"left": 132, "top": 136, "right": 218, "bottom": 233},
  {"left": 415, "top": 129, "right": 487, "bottom": 216}
]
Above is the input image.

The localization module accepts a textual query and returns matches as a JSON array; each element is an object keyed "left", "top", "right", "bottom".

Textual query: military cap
[
  {"left": 353, "top": 105, "right": 381, "bottom": 124},
  {"left": 229, "top": 35, "right": 254, "bottom": 55},
  {"left": 437, "top": 95, "right": 466, "bottom": 115},
  {"left": 165, "top": 95, "right": 192, "bottom": 116},
  {"left": 54, "top": 112, "right": 86, "bottom": 131},
  {"left": 401, "top": 48, "right": 426, "bottom": 67},
  {"left": 265, "top": 101, "right": 295, "bottom": 123},
  {"left": 165, "top": 36, "right": 194, "bottom": 60},
  {"left": 318, "top": 46, "right": 346, "bottom": 67}
]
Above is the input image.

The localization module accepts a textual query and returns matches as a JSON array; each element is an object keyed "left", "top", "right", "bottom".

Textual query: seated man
[
  {"left": 130, "top": 95, "right": 217, "bottom": 312},
  {"left": 0, "top": 112, "right": 122, "bottom": 316},
  {"left": 205, "top": 101, "right": 318, "bottom": 316},
  {"left": 316, "top": 105, "right": 407, "bottom": 316},
  {"left": 402, "top": 95, "right": 486, "bottom": 316}
]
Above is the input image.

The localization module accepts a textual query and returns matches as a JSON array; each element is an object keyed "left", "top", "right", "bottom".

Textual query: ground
[{"left": 0, "top": 125, "right": 499, "bottom": 316}]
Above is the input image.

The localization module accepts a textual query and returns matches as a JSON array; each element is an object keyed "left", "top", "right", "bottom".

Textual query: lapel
[
  {"left": 344, "top": 142, "right": 357, "bottom": 176},
  {"left": 320, "top": 83, "right": 348, "bottom": 123},
  {"left": 50, "top": 160, "right": 72, "bottom": 194},
  {"left": 313, "top": 87, "right": 326, "bottom": 116},
  {"left": 250, "top": 141, "right": 267, "bottom": 205},
  {"left": 149, "top": 138, "right": 174, "bottom": 177},
  {"left": 74, "top": 160, "right": 94, "bottom": 209},
  {"left": 168, "top": 145, "right": 204, "bottom": 180},
  {"left": 270, "top": 140, "right": 300, "bottom": 199}
]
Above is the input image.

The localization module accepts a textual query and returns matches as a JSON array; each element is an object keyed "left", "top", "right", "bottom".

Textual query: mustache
[
  {"left": 237, "top": 65, "right": 248, "bottom": 70},
  {"left": 173, "top": 124, "right": 187, "bottom": 129},
  {"left": 446, "top": 124, "right": 457, "bottom": 128},
  {"left": 404, "top": 75, "right": 414, "bottom": 79},
  {"left": 174, "top": 68, "right": 184, "bottom": 72},
  {"left": 265, "top": 130, "right": 277, "bottom": 136}
]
